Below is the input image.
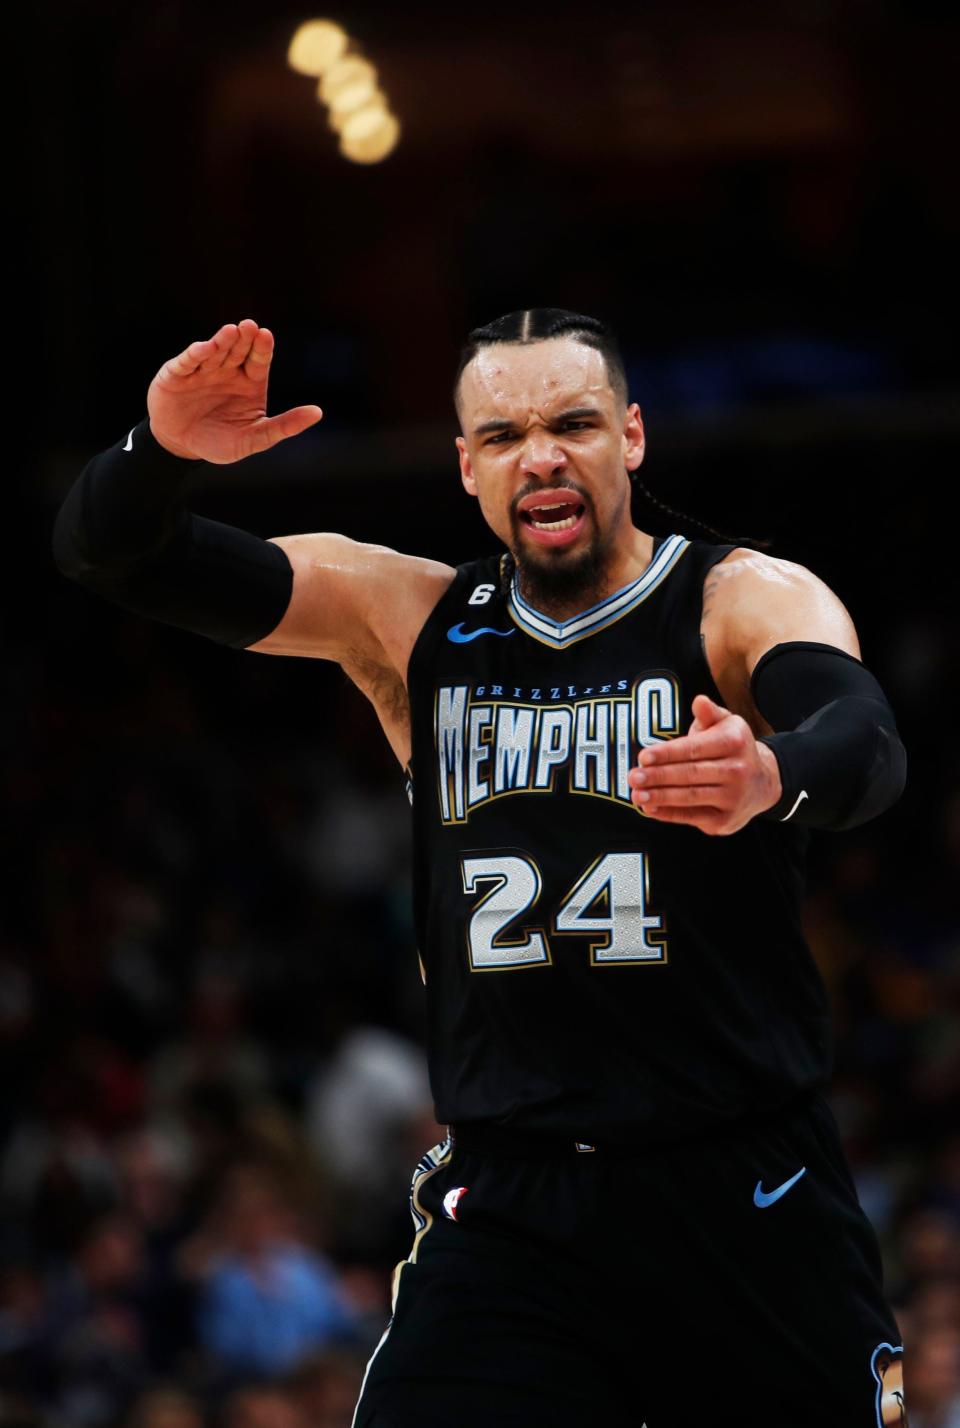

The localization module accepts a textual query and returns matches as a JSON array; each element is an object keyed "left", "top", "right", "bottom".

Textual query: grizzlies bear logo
[{"left": 871, "top": 1343, "right": 907, "bottom": 1426}]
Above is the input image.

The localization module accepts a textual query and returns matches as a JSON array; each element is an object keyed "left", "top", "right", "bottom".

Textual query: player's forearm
[
  {"left": 752, "top": 642, "right": 907, "bottom": 831},
  {"left": 51, "top": 418, "right": 293, "bottom": 648},
  {"left": 758, "top": 697, "right": 906, "bottom": 830}
]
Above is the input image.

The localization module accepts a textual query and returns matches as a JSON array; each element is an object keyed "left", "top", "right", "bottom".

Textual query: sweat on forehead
[{"left": 459, "top": 340, "right": 613, "bottom": 421}]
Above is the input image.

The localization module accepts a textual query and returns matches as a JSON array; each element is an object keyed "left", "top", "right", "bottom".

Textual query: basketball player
[{"left": 53, "top": 311, "right": 910, "bottom": 1426}]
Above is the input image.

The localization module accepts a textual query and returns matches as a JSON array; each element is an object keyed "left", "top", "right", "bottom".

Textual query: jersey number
[{"left": 460, "top": 852, "right": 667, "bottom": 971}]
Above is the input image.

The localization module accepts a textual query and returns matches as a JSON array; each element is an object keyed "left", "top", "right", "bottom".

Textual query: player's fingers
[
  {"left": 638, "top": 719, "right": 747, "bottom": 767},
  {"left": 628, "top": 758, "right": 734, "bottom": 789},
  {"left": 223, "top": 318, "right": 260, "bottom": 370},
  {"left": 633, "top": 784, "right": 733, "bottom": 809},
  {"left": 198, "top": 323, "right": 240, "bottom": 372},
  {"left": 691, "top": 693, "right": 729, "bottom": 726},
  {"left": 243, "top": 327, "right": 275, "bottom": 381},
  {"left": 160, "top": 338, "right": 219, "bottom": 380},
  {"left": 247, "top": 405, "right": 323, "bottom": 451},
  {"left": 640, "top": 803, "right": 728, "bottom": 834}
]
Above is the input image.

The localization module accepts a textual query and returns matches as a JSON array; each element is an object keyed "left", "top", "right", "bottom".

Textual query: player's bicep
[
  {"left": 244, "top": 532, "right": 455, "bottom": 669},
  {"left": 720, "top": 553, "right": 862, "bottom": 679},
  {"left": 244, "top": 532, "right": 382, "bottom": 660}
]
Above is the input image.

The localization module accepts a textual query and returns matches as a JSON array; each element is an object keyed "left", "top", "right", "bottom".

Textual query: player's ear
[
  {"left": 457, "top": 436, "right": 478, "bottom": 498},
  {"left": 624, "top": 403, "right": 645, "bottom": 473}
]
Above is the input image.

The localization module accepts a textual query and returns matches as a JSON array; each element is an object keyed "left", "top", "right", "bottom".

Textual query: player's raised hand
[
  {"left": 146, "top": 320, "right": 323, "bottom": 465},
  {"left": 627, "top": 693, "right": 783, "bottom": 836}
]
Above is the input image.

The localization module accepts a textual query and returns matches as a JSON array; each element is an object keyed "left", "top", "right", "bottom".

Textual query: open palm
[{"left": 147, "top": 319, "right": 322, "bottom": 465}]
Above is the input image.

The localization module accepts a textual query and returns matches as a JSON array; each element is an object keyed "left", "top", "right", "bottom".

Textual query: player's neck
[{"left": 512, "top": 527, "right": 656, "bottom": 622}]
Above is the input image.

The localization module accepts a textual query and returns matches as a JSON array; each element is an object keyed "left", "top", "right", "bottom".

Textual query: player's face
[{"left": 455, "top": 339, "right": 645, "bottom": 590}]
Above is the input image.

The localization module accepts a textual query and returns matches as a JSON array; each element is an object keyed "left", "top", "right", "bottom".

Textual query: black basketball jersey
[{"left": 405, "top": 533, "right": 831, "bottom": 1145}]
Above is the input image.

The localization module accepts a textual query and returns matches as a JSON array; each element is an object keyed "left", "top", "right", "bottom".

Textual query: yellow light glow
[
  {"left": 340, "top": 101, "right": 389, "bottom": 142},
  {"left": 339, "top": 108, "right": 400, "bottom": 164},
  {"left": 287, "top": 20, "right": 347, "bottom": 77},
  {"left": 328, "top": 81, "right": 383, "bottom": 129},
  {"left": 318, "top": 56, "right": 378, "bottom": 104}
]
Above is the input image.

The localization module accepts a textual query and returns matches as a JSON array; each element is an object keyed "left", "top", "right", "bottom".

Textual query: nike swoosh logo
[
  {"left": 753, "top": 1166, "right": 806, "bottom": 1208},
  {"left": 123, "top": 428, "right": 135, "bottom": 452},
  {"left": 780, "top": 789, "right": 809, "bottom": 822},
  {"left": 447, "top": 623, "right": 515, "bottom": 644}
]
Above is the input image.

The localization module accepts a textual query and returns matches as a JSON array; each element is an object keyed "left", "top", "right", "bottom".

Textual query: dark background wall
[{"left": 5, "top": 2, "right": 959, "bottom": 1424}]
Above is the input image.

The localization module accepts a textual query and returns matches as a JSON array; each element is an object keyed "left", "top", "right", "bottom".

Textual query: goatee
[
  {"left": 506, "top": 521, "right": 613, "bottom": 620},
  {"left": 503, "top": 479, "right": 623, "bottom": 620}
]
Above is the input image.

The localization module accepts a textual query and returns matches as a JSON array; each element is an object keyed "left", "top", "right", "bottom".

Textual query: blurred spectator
[
  {"left": 305, "top": 1026, "right": 437, "bottom": 1257},
  {"left": 39, "top": 1212, "right": 153, "bottom": 1425},
  {"left": 905, "top": 1328, "right": 960, "bottom": 1428},
  {"left": 219, "top": 1383, "right": 308, "bottom": 1428},
  {"left": 288, "top": 1350, "right": 366, "bottom": 1428},
  {"left": 195, "top": 1164, "right": 357, "bottom": 1379},
  {"left": 0, "top": 1394, "right": 45, "bottom": 1428},
  {"left": 113, "top": 1128, "right": 190, "bottom": 1247},
  {"left": 149, "top": 975, "right": 271, "bottom": 1120},
  {"left": 0, "top": 1257, "right": 47, "bottom": 1397},
  {"left": 126, "top": 1386, "right": 206, "bottom": 1428}
]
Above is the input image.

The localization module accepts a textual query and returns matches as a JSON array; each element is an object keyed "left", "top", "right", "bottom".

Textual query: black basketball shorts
[{"left": 351, "top": 1093, "right": 907, "bottom": 1428}]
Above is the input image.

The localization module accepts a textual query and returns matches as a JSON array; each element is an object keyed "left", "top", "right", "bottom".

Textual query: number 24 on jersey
[{"left": 461, "top": 850, "right": 667, "bottom": 970}]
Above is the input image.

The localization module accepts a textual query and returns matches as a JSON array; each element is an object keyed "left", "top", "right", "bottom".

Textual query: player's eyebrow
[
  {"left": 472, "top": 406, "right": 604, "bottom": 437},
  {"left": 551, "top": 406, "right": 603, "bottom": 425},
  {"left": 473, "top": 418, "right": 517, "bottom": 437}
]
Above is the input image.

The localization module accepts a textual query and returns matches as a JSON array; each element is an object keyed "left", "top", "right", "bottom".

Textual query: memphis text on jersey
[{"left": 434, "top": 672, "right": 681, "bottom": 825}]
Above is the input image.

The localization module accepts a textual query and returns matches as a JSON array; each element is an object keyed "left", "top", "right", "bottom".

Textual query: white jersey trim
[{"left": 507, "top": 533, "right": 691, "bottom": 648}]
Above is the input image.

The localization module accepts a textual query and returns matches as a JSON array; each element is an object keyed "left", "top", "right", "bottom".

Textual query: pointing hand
[{"left": 146, "top": 320, "right": 323, "bottom": 465}]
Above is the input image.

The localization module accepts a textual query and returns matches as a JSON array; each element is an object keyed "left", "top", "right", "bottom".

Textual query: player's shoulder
[
  {"left": 703, "top": 546, "right": 834, "bottom": 606},
  {"left": 701, "top": 544, "right": 859, "bottom": 665}
]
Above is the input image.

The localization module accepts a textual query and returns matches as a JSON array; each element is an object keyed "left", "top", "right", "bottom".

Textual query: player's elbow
[{"left": 832, "top": 722, "right": 908, "bottom": 831}]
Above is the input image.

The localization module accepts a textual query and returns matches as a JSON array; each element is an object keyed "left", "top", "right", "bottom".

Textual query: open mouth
[{"left": 518, "top": 496, "right": 587, "bottom": 532}]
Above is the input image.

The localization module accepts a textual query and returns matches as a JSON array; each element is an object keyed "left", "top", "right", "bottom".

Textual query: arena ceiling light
[
  {"left": 288, "top": 18, "right": 401, "bottom": 164},
  {"left": 339, "top": 106, "right": 400, "bottom": 164},
  {"left": 287, "top": 20, "right": 347, "bottom": 77},
  {"left": 329, "top": 83, "right": 386, "bottom": 131},
  {"left": 319, "top": 56, "right": 378, "bottom": 103}
]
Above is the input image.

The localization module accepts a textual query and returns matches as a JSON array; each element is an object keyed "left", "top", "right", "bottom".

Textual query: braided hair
[
  {"left": 630, "top": 477, "right": 771, "bottom": 552},
  {"left": 455, "top": 307, "right": 771, "bottom": 552}
]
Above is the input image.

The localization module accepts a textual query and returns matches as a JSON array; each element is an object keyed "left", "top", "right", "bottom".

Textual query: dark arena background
[{"left": 6, "top": 1, "right": 959, "bottom": 1424}]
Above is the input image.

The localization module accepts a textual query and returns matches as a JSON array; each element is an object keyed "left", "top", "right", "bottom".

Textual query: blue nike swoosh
[
  {"left": 447, "top": 623, "right": 515, "bottom": 643},
  {"left": 753, "top": 1166, "right": 806, "bottom": 1208}
]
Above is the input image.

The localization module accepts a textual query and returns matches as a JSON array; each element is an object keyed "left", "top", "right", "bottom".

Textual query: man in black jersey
[{"left": 53, "top": 310, "right": 909, "bottom": 1427}]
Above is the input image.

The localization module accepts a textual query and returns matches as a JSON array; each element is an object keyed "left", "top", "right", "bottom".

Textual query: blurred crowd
[{"left": 1, "top": 611, "right": 445, "bottom": 1427}]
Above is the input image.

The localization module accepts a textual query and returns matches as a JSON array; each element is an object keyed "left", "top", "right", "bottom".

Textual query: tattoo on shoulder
[{"left": 701, "top": 569, "right": 721, "bottom": 622}]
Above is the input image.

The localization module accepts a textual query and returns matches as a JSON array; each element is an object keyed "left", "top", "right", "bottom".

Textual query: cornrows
[
  {"left": 631, "top": 478, "right": 772, "bottom": 552},
  {"left": 454, "top": 308, "right": 628, "bottom": 411},
  {"left": 456, "top": 306, "right": 772, "bottom": 552}
]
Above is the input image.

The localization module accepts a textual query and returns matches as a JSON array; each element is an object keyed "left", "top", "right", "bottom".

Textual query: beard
[{"left": 505, "top": 480, "right": 618, "bottom": 619}]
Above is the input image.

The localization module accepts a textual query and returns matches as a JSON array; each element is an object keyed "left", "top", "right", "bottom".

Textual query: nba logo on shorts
[{"left": 442, "top": 1186, "right": 469, "bottom": 1221}]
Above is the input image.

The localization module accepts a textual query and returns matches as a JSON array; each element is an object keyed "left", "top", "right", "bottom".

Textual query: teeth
[
  {"left": 531, "top": 514, "right": 577, "bottom": 531},
  {"left": 526, "top": 501, "right": 581, "bottom": 532}
]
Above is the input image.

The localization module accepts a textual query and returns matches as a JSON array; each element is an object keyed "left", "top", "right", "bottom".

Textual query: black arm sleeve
[
  {"left": 751, "top": 641, "right": 907, "bottom": 831},
  {"left": 51, "top": 418, "right": 294, "bottom": 648}
]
